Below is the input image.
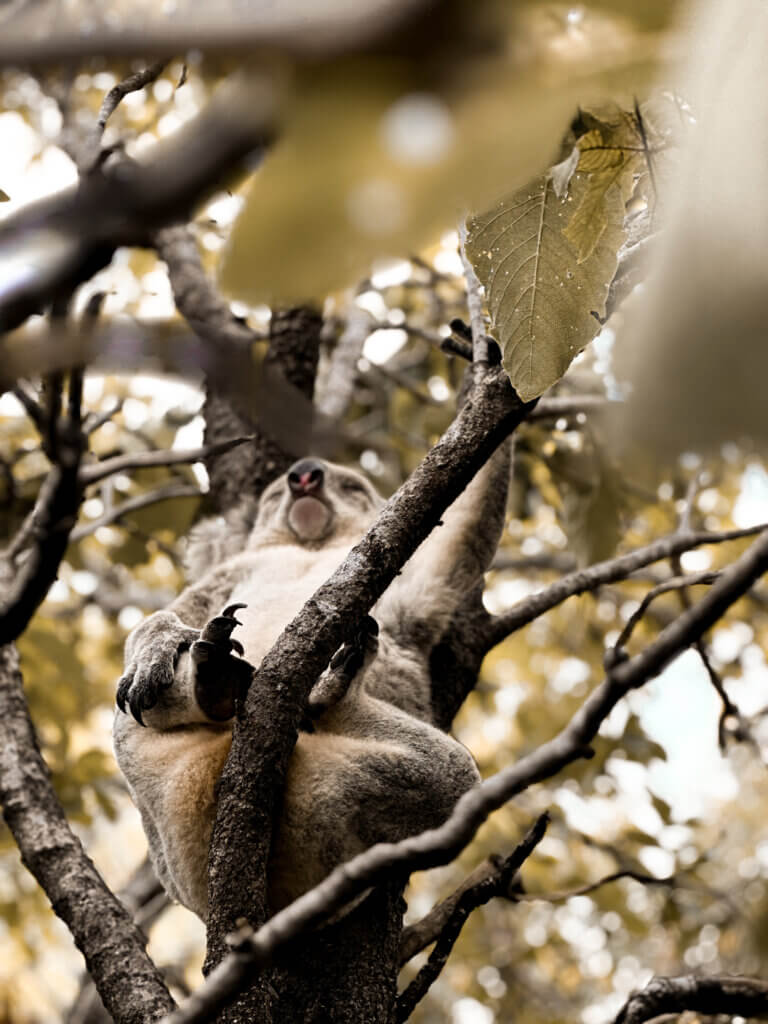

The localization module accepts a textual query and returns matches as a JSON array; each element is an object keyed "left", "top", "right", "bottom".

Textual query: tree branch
[
  {"left": 484, "top": 523, "right": 768, "bottom": 651},
  {"left": 607, "top": 569, "right": 721, "bottom": 663},
  {"left": 458, "top": 219, "right": 489, "bottom": 364},
  {"left": 85, "top": 61, "right": 168, "bottom": 170},
  {"left": 0, "top": 645, "right": 175, "bottom": 1024},
  {"left": 614, "top": 974, "right": 768, "bottom": 1024},
  {"left": 78, "top": 435, "right": 254, "bottom": 487},
  {"left": 528, "top": 394, "right": 610, "bottom": 420},
  {"left": 153, "top": 224, "right": 266, "bottom": 353},
  {"left": 395, "top": 814, "right": 549, "bottom": 1022},
  {"left": 0, "top": 0, "right": 430, "bottom": 65},
  {"left": 0, "top": 376, "right": 85, "bottom": 645},
  {"left": 0, "top": 73, "right": 276, "bottom": 335},
  {"left": 69, "top": 482, "right": 200, "bottom": 542}
]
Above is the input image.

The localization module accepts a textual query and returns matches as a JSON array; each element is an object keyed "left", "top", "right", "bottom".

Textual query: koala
[{"left": 113, "top": 449, "right": 509, "bottom": 921}]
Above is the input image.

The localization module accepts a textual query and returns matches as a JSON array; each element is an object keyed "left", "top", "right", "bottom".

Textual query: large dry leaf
[{"left": 466, "top": 169, "right": 625, "bottom": 402}]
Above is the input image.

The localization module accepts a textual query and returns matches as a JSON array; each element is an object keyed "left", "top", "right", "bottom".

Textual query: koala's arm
[
  {"left": 117, "top": 562, "right": 251, "bottom": 728},
  {"left": 376, "top": 440, "right": 510, "bottom": 647}
]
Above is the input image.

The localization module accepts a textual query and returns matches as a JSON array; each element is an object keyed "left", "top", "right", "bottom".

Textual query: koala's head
[{"left": 253, "top": 458, "right": 384, "bottom": 545}]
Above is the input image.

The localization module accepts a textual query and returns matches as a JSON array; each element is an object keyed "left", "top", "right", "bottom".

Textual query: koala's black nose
[{"left": 288, "top": 459, "right": 325, "bottom": 496}]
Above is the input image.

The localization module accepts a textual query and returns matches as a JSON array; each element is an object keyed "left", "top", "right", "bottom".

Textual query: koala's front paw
[
  {"left": 192, "top": 603, "right": 254, "bottom": 722},
  {"left": 307, "top": 615, "right": 379, "bottom": 719},
  {"left": 117, "top": 616, "right": 199, "bottom": 726}
]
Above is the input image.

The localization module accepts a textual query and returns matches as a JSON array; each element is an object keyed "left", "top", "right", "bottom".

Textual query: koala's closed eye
[{"left": 340, "top": 479, "right": 367, "bottom": 495}]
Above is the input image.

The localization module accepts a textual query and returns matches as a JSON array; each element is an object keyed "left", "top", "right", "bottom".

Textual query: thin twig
[
  {"left": 85, "top": 399, "right": 124, "bottom": 435},
  {"left": 520, "top": 867, "right": 676, "bottom": 904},
  {"left": 70, "top": 483, "right": 201, "bottom": 542},
  {"left": 79, "top": 435, "right": 254, "bottom": 486},
  {"left": 458, "top": 219, "right": 489, "bottom": 363},
  {"left": 607, "top": 570, "right": 721, "bottom": 664},
  {"left": 395, "top": 814, "right": 548, "bottom": 1021},
  {"left": 528, "top": 395, "right": 610, "bottom": 420},
  {"left": 484, "top": 522, "right": 768, "bottom": 651}
]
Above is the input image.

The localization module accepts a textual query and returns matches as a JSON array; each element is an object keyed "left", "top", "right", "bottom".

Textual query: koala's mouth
[{"left": 288, "top": 495, "right": 332, "bottom": 541}]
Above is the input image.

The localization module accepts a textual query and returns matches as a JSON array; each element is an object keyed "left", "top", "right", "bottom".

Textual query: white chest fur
[{"left": 227, "top": 540, "right": 355, "bottom": 666}]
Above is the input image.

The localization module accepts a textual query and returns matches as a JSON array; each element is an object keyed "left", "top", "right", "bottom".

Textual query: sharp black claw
[
  {"left": 230, "top": 638, "right": 245, "bottom": 656},
  {"left": 223, "top": 602, "right": 247, "bottom": 618},
  {"left": 130, "top": 700, "right": 145, "bottom": 727}
]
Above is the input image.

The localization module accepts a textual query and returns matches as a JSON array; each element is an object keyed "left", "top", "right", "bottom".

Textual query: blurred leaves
[
  {"left": 220, "top": 4, "right": 667, "bottom": 305},
  {"left": 612, "top": 0, "right": 768, "bottom": 457}
]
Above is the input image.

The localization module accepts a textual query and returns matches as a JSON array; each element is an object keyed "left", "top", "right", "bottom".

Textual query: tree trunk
[{"left": 269, "top": 883, "right": 405, "bottom": 1022}]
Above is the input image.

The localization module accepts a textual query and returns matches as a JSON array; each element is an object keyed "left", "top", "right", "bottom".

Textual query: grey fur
[{"left": 113, "top": 452, "right": 508, "bottom": 920}]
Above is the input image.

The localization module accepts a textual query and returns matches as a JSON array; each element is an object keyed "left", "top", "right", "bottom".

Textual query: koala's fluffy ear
[{"left": 182, "top": 498, "right": 256, "bottom": 579}]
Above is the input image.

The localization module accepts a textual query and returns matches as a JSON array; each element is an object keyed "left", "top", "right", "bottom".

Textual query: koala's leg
[
  {"left": 306, "top": 615, "right": 379, "bottom": 719},
  {"left": 270, "top": 706, "right": 479, "bottom": 909},
  {"left": 113, "top": 710, "right": 232, "bottom": 920}
]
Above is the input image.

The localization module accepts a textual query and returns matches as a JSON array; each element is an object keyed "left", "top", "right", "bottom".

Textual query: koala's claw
[
  {"left": 308, "top": 615, "right": 379, "bottom": 719},
  {"left": 329, "top": 615, "right": 379, "bottom": 677},
  {"left": 200, "top": 604, "right": 247, "bottom": 647},
  {"left": 117, "top": 644, "right": 182, "bottom": 726},
  {"left": 192, "top": 605, "right": 253, "bottom": 722},
  {"left": 222, "top": 602, "right": 247, "bottom": 619}
]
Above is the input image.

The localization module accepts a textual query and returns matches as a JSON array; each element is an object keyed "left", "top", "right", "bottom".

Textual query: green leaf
[{"left": 466, "top": 169, "right": 625, "bottom": 401}]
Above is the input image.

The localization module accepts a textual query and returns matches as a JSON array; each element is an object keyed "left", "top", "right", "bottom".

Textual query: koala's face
[{"left": 254, "top": 458, "right": 384, "bottom": 545}]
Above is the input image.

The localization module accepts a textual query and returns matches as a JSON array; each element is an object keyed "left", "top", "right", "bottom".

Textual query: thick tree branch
[
  {"left": 0, "top": 0, "right": 430, "bottom": 64},
  {"left": 153, "top": 225, "right": 266, "bottom": 353},
  {"left": 614, "top": 974, "right": 768, "bottom": 1024},
  {"left": 484, "top": 522, "right": 768, "bottom": 651},
  {"left": 395, "top": 814, "right": 549, "bottom": 1022},
  {"left": 0, "top": 645, "right": 175, "bottom": 1024}
]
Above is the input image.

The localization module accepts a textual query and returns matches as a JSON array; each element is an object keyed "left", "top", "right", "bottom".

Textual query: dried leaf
[{"left": 466, "top": 170, "right": 624, "bottom": 401}]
